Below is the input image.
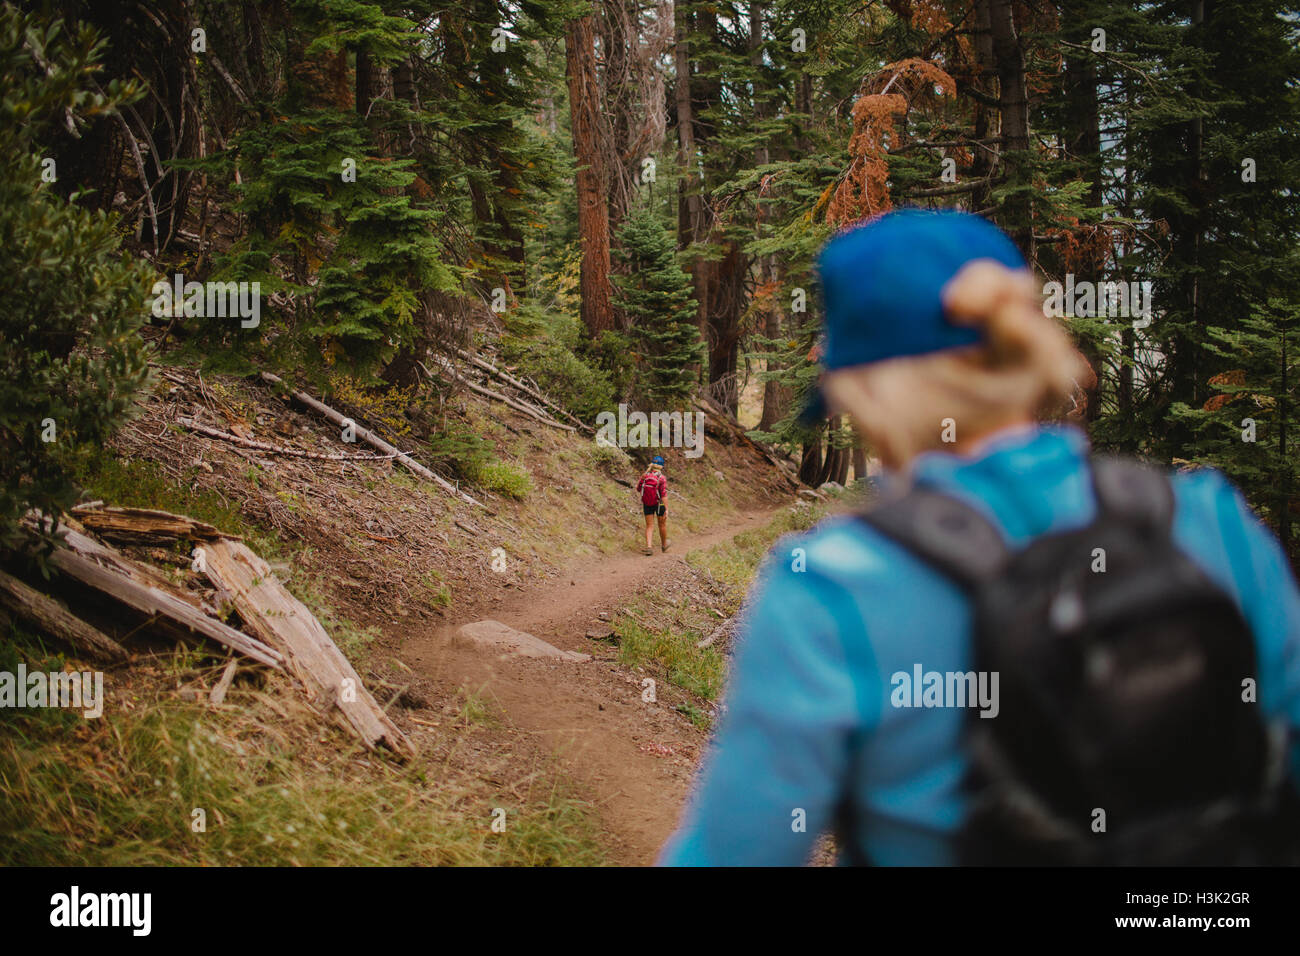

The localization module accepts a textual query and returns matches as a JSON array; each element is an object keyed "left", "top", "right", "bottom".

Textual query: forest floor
[{"left": 1, "top": 357, "right": 846, "bottom": 865}]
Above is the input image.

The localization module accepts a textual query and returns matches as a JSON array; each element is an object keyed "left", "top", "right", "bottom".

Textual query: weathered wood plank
[
  {"left": 209, "top": 659, "right": 238, "bottom": 705},
  {"left": 0, "top": 568, "right": 129, "bottom": 663},
  {"left": 201, "top": 539, "right": 415, "bottom": 759},
  {"left": 70, "top": 505, "right": 233, "bottom": 544},
  {"left": 44, "top": 528, "right": 284, "bottom": 670}
]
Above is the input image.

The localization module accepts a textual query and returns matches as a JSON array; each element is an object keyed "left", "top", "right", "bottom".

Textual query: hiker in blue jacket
[{"left": 659, "top": 209, "right": 1300, "bottom": 866}]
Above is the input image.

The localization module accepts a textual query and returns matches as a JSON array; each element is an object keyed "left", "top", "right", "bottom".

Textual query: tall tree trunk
[
  {"left": 799, "top": 437, "right": 823, "bottom": 486},
  {"left": 685, "top": 7, "right": 744, "bottom": 413},
  {"left": 851, "top": 440, "right": 867, "bottom": 482},
  {"left": 674, "top": 0, "right": 706, "bottom": 330},
  {"left": 815, "top": 418, "right": 843, "bottom": 487},
  {"left": 758, "top": 278, "right": 787, "bottom": 429},
  {"left": 1063, "top": 9, "right": 1104, "bottom": 423},
  {"left": 355, "top": 47, "right": 377, "bottom": 119},
  {"left": 706, "top": 241, "right": 745, "bottom": 413},
  {"left": 566, "top": 15, "right": 616, "bottom": 337},
  {"left": 987, "top": 0, "right": 1032, "bottom": 258},
  {"left": 968, "top": 0, "right": 996, "bottom": 212},
  {"left": 598, "top": 0, "right": 638, "bottom": 235},
  {"left": 833, "top": 439, "right": 851, "bottom": 485},
  {"left": 751, "top": 3, "right": 788, "bottom": 430},
  {"left": 1116, "top": 76, "right": 1137, "bottom": 446}
]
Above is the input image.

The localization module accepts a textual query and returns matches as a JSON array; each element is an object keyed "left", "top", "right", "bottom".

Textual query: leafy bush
[
  {"left": 426, "top": 418, "right": 494, "bottom": 483},
  {"left": 498, "top": 304, "right": 619, "bottom": 424},
  {"left": 326, "top": 374, "right": 417, "bottom": 441},
  {"left": 0, "top": 8, "right": 151, "bottom": 545},
  {"left": 583, "top": 441, "right": 631, "bottom": 478},
  {"left": 472, "top": 461, "right": 533, "bottom": 500}
]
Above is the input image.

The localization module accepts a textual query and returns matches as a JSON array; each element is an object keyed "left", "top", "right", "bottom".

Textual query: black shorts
[{"left": 643, "top": 503, "right": 666, "bottom": 517}]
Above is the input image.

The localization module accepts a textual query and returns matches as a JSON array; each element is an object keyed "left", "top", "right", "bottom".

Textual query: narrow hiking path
[{"left": 400, "top": 507, "right": 783, "bottom": 864}]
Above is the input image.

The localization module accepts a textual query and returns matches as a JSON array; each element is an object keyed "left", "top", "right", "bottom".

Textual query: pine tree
[
  {"left": 613, "top": 209, "right": 702, "bottom": 407},
  {"left": 1171, "top": 295, "right": 1300, "bottom": 557},
  {"left": 0, "top": 6, "right": 151, "bottom": 543}
]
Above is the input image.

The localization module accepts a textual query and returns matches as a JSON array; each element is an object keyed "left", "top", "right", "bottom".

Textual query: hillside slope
[{"left": 2, "top": 354, "right": 831, "bottom": 865}]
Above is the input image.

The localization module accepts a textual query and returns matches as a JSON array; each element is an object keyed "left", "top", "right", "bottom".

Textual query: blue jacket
[{"left": 659, "top": 425, "right": 1300, "bottom": 865}]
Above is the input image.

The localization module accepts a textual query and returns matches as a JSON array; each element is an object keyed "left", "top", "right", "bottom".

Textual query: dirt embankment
[{"left": 96, "top": 362, "right": 806, "bottom": 862}]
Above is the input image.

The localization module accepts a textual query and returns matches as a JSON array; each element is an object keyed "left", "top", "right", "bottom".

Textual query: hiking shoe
[
  {"left": 643, "top": 546, "right": 653, "bottom": 555},
  {"left": 661, "top": 540, "right": 670, "bottom": 553}
]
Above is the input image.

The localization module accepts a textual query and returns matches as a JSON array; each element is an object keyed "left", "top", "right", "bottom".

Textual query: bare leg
[
  {"left": 657, "top": 513, "right": 669, "bottom": 549},
  {"left": 644, "top": 514, "right": 654, "bottom": 550}
]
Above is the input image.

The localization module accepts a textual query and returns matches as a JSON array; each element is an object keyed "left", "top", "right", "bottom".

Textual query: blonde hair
[{"left": 822, "top": 260, "right": 1087, "bottom": 470}]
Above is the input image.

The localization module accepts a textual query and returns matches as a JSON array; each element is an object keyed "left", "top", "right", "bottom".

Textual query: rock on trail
[{"left": 455, "top": 620, "right": 592, "bottom": 662}]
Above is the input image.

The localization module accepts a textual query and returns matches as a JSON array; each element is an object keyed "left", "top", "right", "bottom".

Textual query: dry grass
[
  {"left": 3, "top": 358, "right": 804, "bottom": 865},
  {"left": 0, "top": 633, "right": 605, "bottom": 866}
]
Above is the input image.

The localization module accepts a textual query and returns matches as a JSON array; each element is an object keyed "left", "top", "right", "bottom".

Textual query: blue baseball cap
[
  {"left": 651, "top": 455, "right": 665, "bottom": 466},
  {"left": 799, "top": 209, "right": 1027, "bottom": 423}
]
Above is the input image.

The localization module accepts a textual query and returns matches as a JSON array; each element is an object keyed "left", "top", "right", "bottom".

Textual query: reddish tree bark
[{"left": 566, "top": 15, "right": 616, "bottom": 337}]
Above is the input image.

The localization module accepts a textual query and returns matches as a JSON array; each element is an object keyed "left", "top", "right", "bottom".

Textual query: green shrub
[
  {"left": 473, "top": 461, "right": 533, "bottom": 500},
  {"left": 426, "top": 419, "right": 494, "bottom": 483},
  {"left": 498, "top": 304, "right": 619, "bottom": 423},
  {"left": 0, "top": 8, "right": 151, "bottom": 545}
]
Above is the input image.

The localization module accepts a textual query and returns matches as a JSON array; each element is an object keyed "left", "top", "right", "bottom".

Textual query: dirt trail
[{"left": 400, "top": 508, "right": 779, "bottom": 865}]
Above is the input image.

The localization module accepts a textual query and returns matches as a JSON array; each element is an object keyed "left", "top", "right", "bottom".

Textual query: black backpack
[{"left": 859, "top": 457, "right": 1300, "bottom": 865}]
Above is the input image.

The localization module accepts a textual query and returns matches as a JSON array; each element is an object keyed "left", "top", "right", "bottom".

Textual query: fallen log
[
  {"left": 0, "top": 568, "right": 129, "bottom": 663},
  {"left": 425, "top": 357, "right": 575, "bottom": 432},
  {"left": 258, "top": 372, "right": 485, "bottom": 510},
  {"left": 48, "top": 518, "right": 204, "bottom": 601},
  {"left": 201, "top": 538, "right": 416, "bottom": 759},
  {"left": 42, "top": 525, "right": 284, "bottom": 670},
  {"left": 175, "top": 418, "right": 405, "bottom": 462},
  {"left": 453, "top": 347, "right": 592, "bottom": 432},
  {"left": 70, "top": 505, "right": 233, "bottom": 544}
]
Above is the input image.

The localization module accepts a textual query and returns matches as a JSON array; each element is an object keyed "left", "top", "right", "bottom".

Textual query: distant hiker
[
  {"left": 660, "top": 208, "right": 1300, "bottom": 866},
  {"left": 637, "top": 455, "right": 669, "bottom": 555}
]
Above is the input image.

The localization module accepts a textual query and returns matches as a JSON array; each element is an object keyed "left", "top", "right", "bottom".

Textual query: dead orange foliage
[{"left": 828, "top": 58, "right": 956, "bottom": 227}]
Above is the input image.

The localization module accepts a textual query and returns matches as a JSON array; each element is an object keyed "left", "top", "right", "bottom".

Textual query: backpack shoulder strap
[
  {"left": 858, "top": 484, "right": 1009, "bottom": 588},
  {"left": 1089, "top": 456, "right": 1175, "bottom": 534}
]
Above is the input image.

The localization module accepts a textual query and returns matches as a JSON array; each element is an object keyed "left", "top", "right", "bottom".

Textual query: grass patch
[
  {"left": 0, "top": 630, "right": 604, "bottom": 866},
  {"left": 474, "top": 461, "right": 533, "bottom": 500},
  {"left": 420, "top": 570, "right": 453, "bottom": 609},
  {"left": 454, "top": 685, "right": 498, "bottom": 728},
  {"left": 611, "top": 501, "right": 840, "bottom": 716},
  {"left": 614, "top": 614, "right": 725, "bottom": 708},
  {"left": 76, "top": 454, "right": 282, "bottom": 559},
  {"left": 687, "top": 500, "right": 834, "bottom": 597}
]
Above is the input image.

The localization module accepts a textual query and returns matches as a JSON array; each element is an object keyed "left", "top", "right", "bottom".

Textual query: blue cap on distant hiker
[
  {"left": 651, "top": 455, "right": 665, "bottom": 466},
  {"left": 800, "top": 209, "right": 1027, "bottom": 422}
]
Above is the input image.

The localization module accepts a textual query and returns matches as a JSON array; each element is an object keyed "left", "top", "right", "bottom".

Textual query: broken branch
[
  {"left": 175, "top": 417, "right": 403, "bottom": 462},
  {"left": 258, "top": 372, "right": 485, "bottom": 510}
]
